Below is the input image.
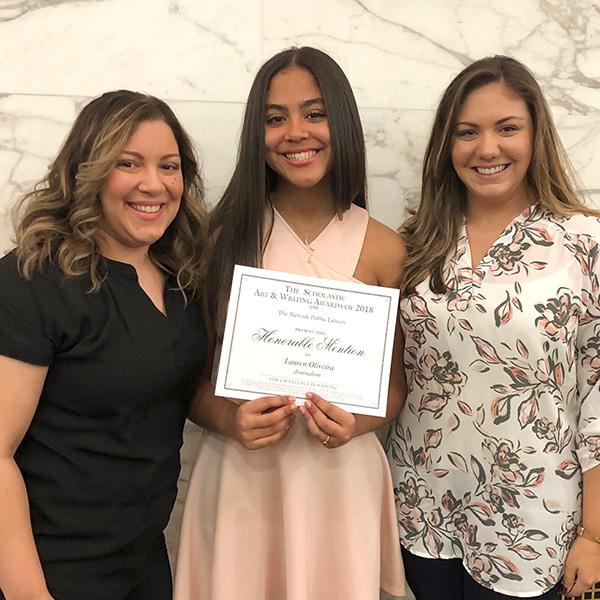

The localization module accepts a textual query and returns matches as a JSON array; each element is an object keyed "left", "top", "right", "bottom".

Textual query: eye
[
  {"left": 500, "top": 125, "right": 519, "bottom": 134},
  {"left": 117, "top": 159, "right": 136, "bottom": 169},
  {"left": 456, "top": 129, "right": 477, "bottom": 139},
  {"left": 266, "top": 114, "right": 285, "bottom": 126},
  {"left": 161, "top": 163, "right": 181, "bottom": 173},
  {"left": 307, "top": 110, "right": 327, "bottom": 120}
]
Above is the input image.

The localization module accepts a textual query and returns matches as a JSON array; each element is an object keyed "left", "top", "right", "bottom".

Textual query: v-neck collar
[
  {"left": 272, "top": 206, "right": 338, "bottom": 250},
  {"left": 459, "top": 203, "right": 542, "bottom": 273}
]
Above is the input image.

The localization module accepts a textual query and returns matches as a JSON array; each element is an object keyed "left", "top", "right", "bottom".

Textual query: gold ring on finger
[{"left": 322, "top": 435, "right": 330, "bottom": 447}]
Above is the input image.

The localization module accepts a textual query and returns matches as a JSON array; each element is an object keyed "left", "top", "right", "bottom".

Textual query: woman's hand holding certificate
[
  {"left": 232, "top": 394, "right": 297, "bottom": 450},
  {"left": 299, "top": 391, "right": 358, "bottom": 449}
]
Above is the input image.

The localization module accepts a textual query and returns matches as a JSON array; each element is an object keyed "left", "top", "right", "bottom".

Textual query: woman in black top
[{"left": 0, "top": 91, "right": 208, "bottom": 600}]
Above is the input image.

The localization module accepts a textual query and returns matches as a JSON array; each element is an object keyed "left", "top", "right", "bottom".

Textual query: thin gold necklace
[
  {"left": 279, "top": 211, "right": 336, "bottom": 262},
  {"left": 278, "top": 209, "right": 336, "bottom": 244}
]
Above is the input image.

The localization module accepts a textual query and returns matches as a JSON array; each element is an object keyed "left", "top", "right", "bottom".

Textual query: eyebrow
[
  {"left": 456, "top": 116, "right": 528, "bottom": 127},
  {"left": 120, "top": 150, "right": 180, "bottom": 160},
  {"left": 266, "top": 97, "right": 325, "bottom": 111}
]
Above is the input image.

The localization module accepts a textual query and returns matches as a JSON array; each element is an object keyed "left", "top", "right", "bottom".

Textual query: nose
[
  {"left": 284, "top": 115, "right": 308, "bottom": 142},
  {"left": 137, "top": 166, "right": 165, "bottom": 194},
  {"left": 477, "top": 132, "right": 500, "bottom": 159}
]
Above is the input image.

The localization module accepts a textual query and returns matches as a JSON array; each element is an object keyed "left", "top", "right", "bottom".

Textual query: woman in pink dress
[{"left": 175, "top": 47, "right": 406, "bottom": 600}]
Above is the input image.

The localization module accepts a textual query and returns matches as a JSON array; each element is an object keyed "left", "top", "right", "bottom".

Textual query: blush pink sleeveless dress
[{"left": 174, "top": 204, "right": 405, "bottom": 600}]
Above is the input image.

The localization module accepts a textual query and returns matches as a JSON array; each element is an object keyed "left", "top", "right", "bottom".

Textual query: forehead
[
  {"left": 267, "top": 67, "right": 323, "bottom": 104},
  {"left": 124, "top": 119, "right": 179, "bottom": 150},
  {"left": 458, "top": 82, "right": 529, "bottom": 121}
]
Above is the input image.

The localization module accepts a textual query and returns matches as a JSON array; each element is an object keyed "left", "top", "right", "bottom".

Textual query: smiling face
[
  {"left": 264, "top": 67, "right": 332, "bottom": 193},
  {"left": 97, "top": 119, "right": 183, "bottom": 260},
  {"left": 451, "top": 82, "right": 534, "bottom": 212}
]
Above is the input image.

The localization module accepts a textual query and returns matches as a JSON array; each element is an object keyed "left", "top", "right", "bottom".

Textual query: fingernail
[
  {"left": 299, "top": 406, "right": 306, "bottom": 415},
  {"left": 306, "top": 392, "right": 314, "bottom": 400},
  {"left": 288, "top": 396, "right": 295, "bottom": 403},
  {"left": 305, "top": 400, "right": 312, "bottom": 408},
  {"left": 561, "top": 586, "right": 568, "bottom": 594}
]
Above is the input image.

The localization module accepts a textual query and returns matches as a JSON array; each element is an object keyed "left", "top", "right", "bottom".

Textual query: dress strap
[{"left": 265, "top": 205, "right": 369, "bottom": 281}]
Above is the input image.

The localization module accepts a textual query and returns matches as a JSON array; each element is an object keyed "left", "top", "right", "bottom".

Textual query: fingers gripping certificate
[{"left": 215, "top": 266, "right": 399, "bottom": 417}]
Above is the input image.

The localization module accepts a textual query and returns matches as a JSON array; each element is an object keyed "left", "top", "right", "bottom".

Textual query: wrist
[
  {"left": 222, "top": 400, "right": 240, "bottom": 440},
  {"left": 577, "top": 523, "right": 600, "bottom": 544}
]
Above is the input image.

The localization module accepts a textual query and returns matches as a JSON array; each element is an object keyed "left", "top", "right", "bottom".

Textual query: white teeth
[
  {"left": 476, "top": 165, "right": 507, "bottom": 175},
  {"left": 131, "top": 204, "right": 161, "bottom": 213},
  {"left": 285, "top": 150, "right": 317, "bottom": 161}
]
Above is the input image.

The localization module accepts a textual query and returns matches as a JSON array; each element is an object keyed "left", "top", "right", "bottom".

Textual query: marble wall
[
  {"left": 1, "top": 0, "right": 599, "bottom": 592},
  {"left": 2, "top": 0, "right": 599, "bottom": 254}
]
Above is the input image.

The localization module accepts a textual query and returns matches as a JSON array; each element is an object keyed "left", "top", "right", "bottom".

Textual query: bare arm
[
  {"left": 563, "top": 253, "right": 600, "bottom": 597},
  {"left": 355, "top": 320, "right": 406, "bottom": 433},
  {"left": 300, "top": 217, "right": 407, "bottom": 446},
  {"left": 0, "top": 355, "right": 55, "bottom": 600},
  {"left": 354, "top": 217, "right": 408, "bottom": 431}
]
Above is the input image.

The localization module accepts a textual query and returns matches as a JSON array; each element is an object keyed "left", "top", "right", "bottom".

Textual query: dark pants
[
  {"left": 0, "top": 535, "right": 172, "bottom": 600},
  {"left": 402, "top": 546, "right": 561, "bottom": 600}
]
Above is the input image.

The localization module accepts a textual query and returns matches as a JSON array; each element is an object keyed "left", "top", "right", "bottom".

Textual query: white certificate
[{"left": 215, "top": 265, "right": 399, "bottom": 417}]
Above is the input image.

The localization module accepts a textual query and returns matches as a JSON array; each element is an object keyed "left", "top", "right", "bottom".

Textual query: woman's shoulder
[
  {"left": 360, "top": 216, "right": 406, "bottom": 288},
  {"left": 0, "top": 250, "right": 98, "bottom": 320},
  {"left": 559, "top": 212, "right": 600, "bottom": 240},
  {"left": 0, "top": 249, "right": 81, "bottom": 289},
  {"left": 0, "top": 249, "right": 19, "bottom": 273},
  {"left": 365, "top": 216, "right": 405, "bottom": 250},
  {"left": 0, "top": 251, "right": 82, "bottom": 363},
  {"left": 0, "top": 249, "right": 50, "bottom": 286},
  {"left": 540, "top": 207, "right": 600, "bottom": 240}
]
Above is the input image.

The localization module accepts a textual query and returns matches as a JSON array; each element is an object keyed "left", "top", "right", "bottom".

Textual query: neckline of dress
[
  {"left": 102, "top": 257, "right": 139, "bottom": 279},
  {"left": 273, "top": 206, "right": 339, "bottom": 250}
]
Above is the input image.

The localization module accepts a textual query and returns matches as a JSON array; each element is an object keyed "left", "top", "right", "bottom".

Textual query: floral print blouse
[{"left": 388, "top": 204, "right": 600, "bottom": 596}]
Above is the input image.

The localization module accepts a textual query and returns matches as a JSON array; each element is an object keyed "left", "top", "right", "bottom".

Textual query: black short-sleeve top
[{"left": 0, "top": 251, "right": 207, "bottom": 593}]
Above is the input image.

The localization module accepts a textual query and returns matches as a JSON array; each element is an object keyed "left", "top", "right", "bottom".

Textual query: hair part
[
  {"left": 13, "top": 90, "right": 208, "bottom": 299},
  {"left": 208, "top": 46, "right": 367, "bottom": 333},
  {"left": 400, "top": 54, "right": 597, "bottom": 296}
]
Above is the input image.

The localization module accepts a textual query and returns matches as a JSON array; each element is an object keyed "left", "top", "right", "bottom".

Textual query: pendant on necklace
[{"left": 305, "top": 238, "right": 315, "bottom": 263}]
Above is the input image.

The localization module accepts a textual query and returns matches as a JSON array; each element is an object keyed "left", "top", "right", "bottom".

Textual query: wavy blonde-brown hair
[
  {"left": 13, "top": 90, "right": 208, "bottom": 298},
  {"left": 400, "top": 55, "right": 598, "bottom": 296}
]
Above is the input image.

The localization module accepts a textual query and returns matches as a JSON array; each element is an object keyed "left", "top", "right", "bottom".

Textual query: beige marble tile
[
  {"left": 165, "top": 422, "right": 203, "bottom": 562},
  {"left": 0, "top": 0, "right": 263, "bottom": 101},
  {"left": 381, "top": 589, "right": 415, "bottom": 600}
]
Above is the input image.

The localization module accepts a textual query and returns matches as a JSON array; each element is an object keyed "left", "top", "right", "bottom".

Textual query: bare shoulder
[{"left": 355, "top": 216, "right": 406, "bottom": 288}]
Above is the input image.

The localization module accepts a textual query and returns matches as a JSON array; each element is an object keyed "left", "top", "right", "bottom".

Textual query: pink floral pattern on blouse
[{"left": 388, "top": 205, "right": 600, "bottom": 596}]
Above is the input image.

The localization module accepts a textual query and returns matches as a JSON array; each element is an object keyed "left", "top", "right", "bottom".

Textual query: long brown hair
[
  {"left": 13, "top": 90, "right": 208, "bottom": 298},
  {"left": 208, "top": 46, "right": 367, "bottom": 334},
  {"left": 400, "top": 55, "right": 596, "bottom": 296}
]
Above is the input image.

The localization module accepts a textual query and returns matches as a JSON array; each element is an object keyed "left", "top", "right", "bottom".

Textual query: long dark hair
[{"left": 208, "top": 46, "right": 367, "bottom": 333}]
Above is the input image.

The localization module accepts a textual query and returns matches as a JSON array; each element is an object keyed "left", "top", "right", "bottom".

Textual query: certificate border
[{"left": 217, "top": 267, "right": 398, "bottom": 415}]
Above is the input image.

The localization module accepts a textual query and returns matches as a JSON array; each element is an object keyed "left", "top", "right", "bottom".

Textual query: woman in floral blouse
[{"left": 388, "top": 55, "right": 600, "bottom": 599}]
